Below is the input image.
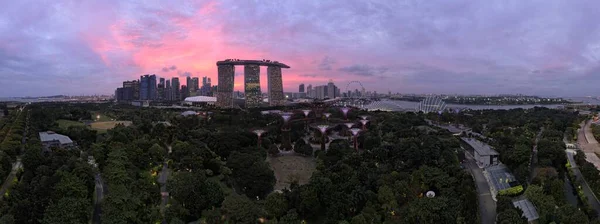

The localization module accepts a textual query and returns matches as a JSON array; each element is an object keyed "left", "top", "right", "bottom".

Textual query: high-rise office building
[
  {"left": 327, "top": 80, "right": 335, "bottom": 99},
  {"left": 244, "top": 64, "right": 262, "bottom": 108},
  {"left": 123, "top": 80, "right": 140, "bottom": 100},
  {"left": 181, "top": 85, "right": 189, "bottom": 99},
  {"left": 166, "top": 80, "right": 172, "bottom": 101},
  {"left": 171, "top": 77, "right": 180, "bottom": 101},
  {"left": 299, "top": 83, "right": 305, "bottom": 93},
  {"left": 158, "top": 78, "right": 165, "bottom": 100},
  {"left": 140, "top": 74, "right": 157, "bottom": 100},
  {"left": 307, "top": 84, "right": 313, "bottom": 98},
  {"left": 192, "top": 77, "right": 199, "bottom": 94}
]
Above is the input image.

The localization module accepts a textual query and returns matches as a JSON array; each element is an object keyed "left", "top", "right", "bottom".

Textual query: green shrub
[{"left": 498, "top": 185, "right": 524, "bottom": 196}]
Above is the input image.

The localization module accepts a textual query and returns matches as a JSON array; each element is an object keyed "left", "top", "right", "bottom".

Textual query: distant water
[
  {"left": 363, "top": 98, "right": 600, "bottom": 111},
  {"left": 0, "top": 97, "right": 41, "bottom": 103}
]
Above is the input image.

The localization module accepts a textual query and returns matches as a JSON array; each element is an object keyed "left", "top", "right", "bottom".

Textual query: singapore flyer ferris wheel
[{"left": 345, "top": 81, "right": 365, "bottom": 98}]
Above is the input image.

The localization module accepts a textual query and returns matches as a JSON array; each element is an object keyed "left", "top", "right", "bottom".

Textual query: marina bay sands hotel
[{"left": 216, "top": 59, "right": 290, "bottom": 108}]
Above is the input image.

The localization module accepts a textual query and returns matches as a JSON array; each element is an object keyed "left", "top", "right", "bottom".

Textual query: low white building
[
  {"left": 39, "top": 131, "right": 75, "bottom": 151},
  {"left": 462, "top": 137, "right": 499, "bottom": 167},
  {"left": 183, "top": 96, "right": 216, "bottom": 106}
]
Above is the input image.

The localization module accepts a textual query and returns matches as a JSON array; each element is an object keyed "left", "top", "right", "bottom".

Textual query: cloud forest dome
[{"left": 417, "top": 96, "right": 447, "bottom": 113}]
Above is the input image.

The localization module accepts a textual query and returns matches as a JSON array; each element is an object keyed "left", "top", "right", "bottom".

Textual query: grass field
[
  {"left": 90, "top": 111, "right": 114, "bottom": 122},
  {"left": 90, "top": 121, "right": 132, "bottom": 130},
  {"left": 267, "top": 155, "right": 316, "bottom": 191},
  {"left": 57, "top": 119, "right": 85, "bottom": 129}
]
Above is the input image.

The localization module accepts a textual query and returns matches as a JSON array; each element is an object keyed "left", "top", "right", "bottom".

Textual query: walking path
[
  {"left": 159, "top": 145, "right": 172, "bottom": 224},
  {"left": 0, "top": 108, "right": 26, "bottom": 201},
  {"left": 528, "top": 128, "right": 544, "bottom": 184}
]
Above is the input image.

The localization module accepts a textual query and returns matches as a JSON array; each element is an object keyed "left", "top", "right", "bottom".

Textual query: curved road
[
  {"left": 464, "top": 150, "right": 496, "bottom": 224},
  {"left": 569, "top": 120, "right": 600, "bottom": 215}
]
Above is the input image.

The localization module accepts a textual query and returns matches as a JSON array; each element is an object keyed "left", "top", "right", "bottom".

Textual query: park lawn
[
  {"left": 90, "top": 111, "right": 114, "bottom": 122},
  {"left": 57, "top": 119, "right": 85, "bottom": 129},
  {"left": 90, "top": 121, "right": 132, "bottom": 131}
]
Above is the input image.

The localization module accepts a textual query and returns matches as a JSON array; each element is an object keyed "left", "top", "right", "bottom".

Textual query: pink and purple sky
[{"left": 1, "top": 0, "right": 600, "bottom": 97}]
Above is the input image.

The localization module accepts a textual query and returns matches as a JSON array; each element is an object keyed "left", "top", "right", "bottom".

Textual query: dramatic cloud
[
  {"left": 162, "top": 65, "right": 177, "bottom": 72},
  {"left": 338, "top": 64, "right": 389, "bottom": 77},
  {"left": 1, "top": 0, "right": 600, "bottom": 96},
  {"left": 316, "top": 56, "right": 336, "bottom": 71}
]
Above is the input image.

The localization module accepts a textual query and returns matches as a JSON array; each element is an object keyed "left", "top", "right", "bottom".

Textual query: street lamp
[
  {"left": 341, "top": 107, "right": 350, "bottom": 120},
  {"left": 252, "top": 129, "right": 266, "bottom": 147},
  {"left": 316, "top": 124, "right": 330, "bottom": 151},
  {"left": 350, "top": 128, "right": 361, "bottom": 151},
  {"left": 359, "top": 115, "right": 368, "bottom": 120}
]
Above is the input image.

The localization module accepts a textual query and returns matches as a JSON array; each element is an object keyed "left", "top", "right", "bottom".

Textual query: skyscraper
[
  {"left": 216, "top": 65, "right": 235, "bottom": 108},
  {"left": 166, "top": 80, "right": 171, "bottom": 101},
  {"left": 171, "top": 77, "right": 180, "bottom": 101},
  {"left": 299, "top": 83, "right": 305, "bottom": 93},
  {"left": 186, "top": 76, "right": 192, "bottom": 94},
  {"left": 158, "top": 78, "right": 165, "bottom": 100},
  {"left": 267, "top": 66, "right": 284, "bottom": 106},
  {"left": 307, "top": 84, "right": 313, "bottom": 98},
  {"left": 181, "top": 85, "right": 189, "bottom": 99},
  {"left": 123, "top": 80, "right": 140, "bottom": 100},
  {"left": 327, "top": 80, "right": 335, "bottom": 99},
  {"left": 139, "top": 74, "right": 157, "bottom": 100},
  {"left": 192, "top": 77, "right": 199, "bottom": 93},
  {"left": 244, "top": 64, "right": 262, "bottom": 108}
]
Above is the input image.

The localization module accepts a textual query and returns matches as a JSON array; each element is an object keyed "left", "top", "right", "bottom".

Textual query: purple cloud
[{"left": 1, "top": 0, "right": 600, "bottom": 97}]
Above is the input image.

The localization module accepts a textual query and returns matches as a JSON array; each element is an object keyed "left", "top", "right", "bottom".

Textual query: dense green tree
[
  {"left": 221, "top": 194, "right": 262, "bottom": 224},
  {"left": 228, "top": 151, "right": 275, "bottom": 199},
  {"left": 169, "top": 171, "right": 224, "bottom": 221},
  {"left": 42, "top": 197, "right": 91, "bottom": 224},
  {"left": 265, "top": 192, "right": 289, "bottom": 219}
]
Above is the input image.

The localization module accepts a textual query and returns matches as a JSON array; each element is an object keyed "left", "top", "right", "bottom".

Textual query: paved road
[
  {"left": 464, "top": 150, "right": 496, "bottom": 224},
  {"left": 92, "top": 173, "right": 106, "bottom": 224},
  {"left": 566, "top": 149, "right": 600, "bottom": 214},
  {"left": 159, "top": 145, "right": 172, "bottom": 224}
]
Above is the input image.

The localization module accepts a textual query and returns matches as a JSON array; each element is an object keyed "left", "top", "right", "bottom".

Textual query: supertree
[
  {"left": 315, "top": 124, "right": 330, "bottom": 151},
  {"left": 252, "top": 129, "right": 266, "bottom": 147},
  {"left": 344, "top": 122, "right": 355, "bottom": 139},
  {"left": 302, "top": 109, "right": 312, "bottom": 130},
  {"left": 340, "top": 107, "right": 350, "bottom": 120},
  {"left": 323, "top": 113, "right": 332, "bottom": 123},
  {"left": 350, "top": 128, "right": 362, "bottom": 151},
  {"left": 278, "top": 112, "right": 294, "bottom": 150},
  {"left": 360, "top": 119, "right": 369, "bottom": 130}
]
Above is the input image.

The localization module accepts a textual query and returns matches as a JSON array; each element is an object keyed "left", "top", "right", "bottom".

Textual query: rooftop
[
  {"left": 462, "top": 137, "right": 499, "bottom": 156},
  {"left": 513, "top": 199, "right": 539, "bottom": 221},
  {"left": 184, "top": 96, "right": 217, "bottom": 102},
  {"left": 181, "top": 111, "right": 198, "bottom": 116},
  {"left": 216, "top": 59, "right": 290, "bottom": 68},
  {"left": 487, "top": 164, "right": 518, "bottom": 191},
  {"left": 39, "top": 131, "right": 73, "bottom": 145}
]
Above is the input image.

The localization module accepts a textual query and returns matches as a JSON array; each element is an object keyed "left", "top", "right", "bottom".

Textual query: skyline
[{"left": 2, "top": 0, "right": 600, "bottom": 97}]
